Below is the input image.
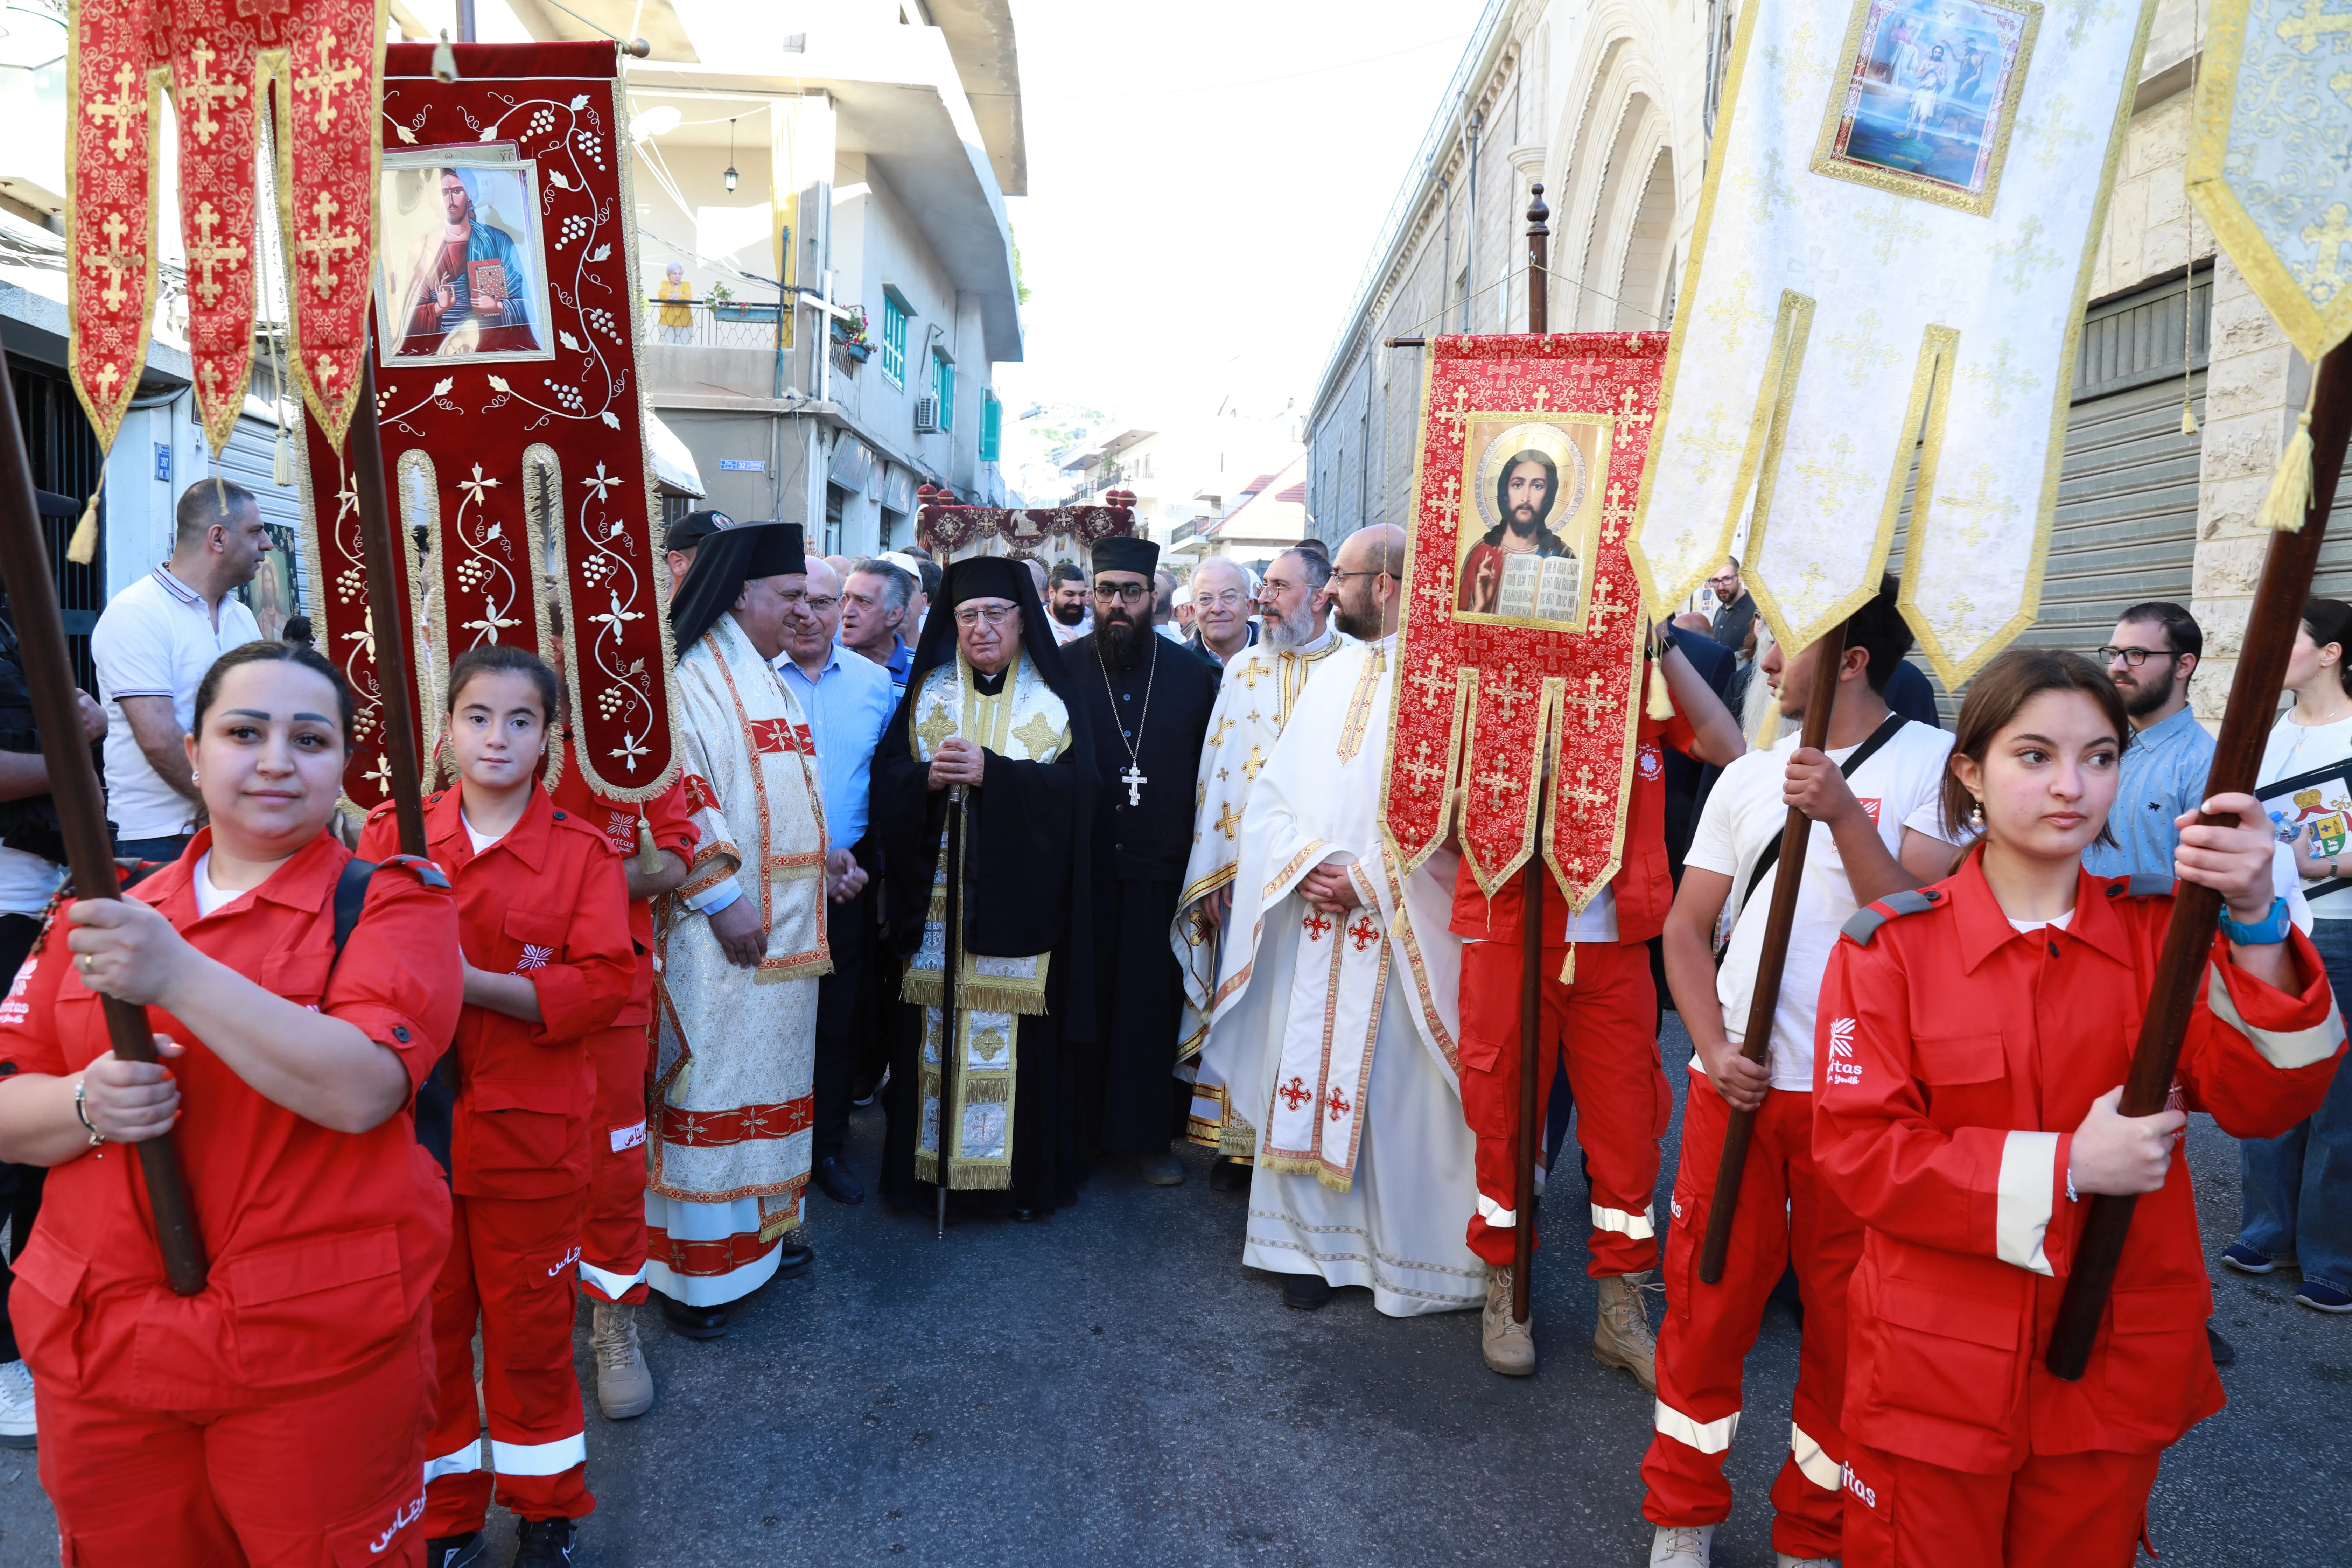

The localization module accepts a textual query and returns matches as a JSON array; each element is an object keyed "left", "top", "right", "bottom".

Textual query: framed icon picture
[
  {"left": 375, "top": 152, "right": 554, "bottom": 365},
  {"left": 1811, "top": 0, "right": 2041, "bottom": 216},
  {"left": 1450, "top": 414, "right": 1612, "bottom": 631},
  {"left": 2259, "top": 758, "right": 2352, "bottom": 902}
]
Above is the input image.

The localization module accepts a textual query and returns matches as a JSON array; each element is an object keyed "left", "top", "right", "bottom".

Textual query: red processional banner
[
  {"left": 916, "top": 491, "right": 1136, "bottom": 564},
  {"left": 1382, "top": 332, "right": 1666, "bottom": 908},
  {"left": 295, "top": 41, "right": 679, "bottom": 810},
  {"left": 69, "top": 0, "right": 384, "bottom": 454}
]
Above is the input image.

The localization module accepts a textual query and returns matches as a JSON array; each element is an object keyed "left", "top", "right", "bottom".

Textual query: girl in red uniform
[
  {"left": 1815, "top": 649, "right": 2344, "bottom": 1566},
  {"left": 0, "top": 640, "right": 462, "bottom": 1564},
  {"left": 359, "top": 646, "right": 631, "bottom": 1568}
]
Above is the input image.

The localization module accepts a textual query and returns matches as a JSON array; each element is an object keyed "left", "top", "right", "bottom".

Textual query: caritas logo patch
[{"left": 1636, "top": 742, "right": 1664, "bottom": 782}]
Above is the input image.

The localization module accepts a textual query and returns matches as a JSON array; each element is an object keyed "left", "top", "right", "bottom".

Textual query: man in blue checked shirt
[
  {"left": 777, "top": 557, "right": 900, "bottom": 1207},
  {"left": 2082, "top": 601, "right": 2236, "bottom": 1368}
]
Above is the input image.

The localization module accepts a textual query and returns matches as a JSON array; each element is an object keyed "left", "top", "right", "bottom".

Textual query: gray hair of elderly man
[
  {"left": 1193, "top": 556, "right": 1254, "bottom": 598},
  {"left": 848, "top": 556, "right": 916, "bottom": 613}
]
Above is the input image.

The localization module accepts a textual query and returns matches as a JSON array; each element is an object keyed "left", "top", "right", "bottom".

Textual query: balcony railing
[{"left": 641, "top": 297, "right": 787, "bottom": 350}]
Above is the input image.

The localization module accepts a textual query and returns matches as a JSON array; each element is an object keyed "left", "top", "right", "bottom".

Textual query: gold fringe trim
[
  {"left": 899, "top": 971, "right": 1049, "bottom": 1016},
  {"left": 65, "top": 471, "right": 105, "bottom": 566},
  {"left": 911, "top": 1153, "right": 1016, "bottom": 1191},
  {"left": 1257, "top": 1150, "right": 1357, "bottom": 1194},
  {"left": 1218, "top": 1115, "right": 1258, "bottom": 1159},
  {"left": 755, "top": 954, "right": 832, "bottom": 983},
  {"left": 2257, "top": 408, "right": 2316, "bottom": 533}
]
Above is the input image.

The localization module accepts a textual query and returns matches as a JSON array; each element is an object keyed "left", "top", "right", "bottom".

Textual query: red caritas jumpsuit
[
  {"left": 360, "top": 786, "right": 632, "bottom": 1535},
  {"left": 1452, "top": 704, "right": 1690, "bottom": 1275},
  {"left": 546, "top": 733, "right": 697, "bottom": 1306},
  {"left": 0, "top": 832, "right": 461, "bottom": 1566},
  {"left": 1815, "top": 860, "right": 2345, "bottom": 1566}
]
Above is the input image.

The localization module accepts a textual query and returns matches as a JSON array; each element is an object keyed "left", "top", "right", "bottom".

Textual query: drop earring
[
  {"left": 1967, "top": 796, "right": 1986, "bottom": 833},
  {"left": 189, "top": 768, "right": 200, "bottom": 786}
]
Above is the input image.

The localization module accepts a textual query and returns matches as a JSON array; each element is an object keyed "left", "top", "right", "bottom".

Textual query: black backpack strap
[
  {"left": 1738, "top": 715, "right": 1910, "bottom": 921},
  {"left": 329, "top": 857, "right": 377, "bottom": 968},
  {"left": 327, "top": 854, "right": 458, "bottom": 1182}
]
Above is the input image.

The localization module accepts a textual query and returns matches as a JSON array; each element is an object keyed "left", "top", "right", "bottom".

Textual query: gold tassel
[
  {"left": 2256, "top": 410, "right": 2316, "bottom": 533},
  {"left": 635, "top": 814, "right": 663, "bottom": 875},
  {"left": 1646, "top": 654, "right": 1675, "bottom": 720},
  {"left": 65, "top": 471, "right": 105, "bottom": 566},
  {"left": 1557, "top": 941, "right": 1576, "bottom": 986},
  {"left": 2180, "top": 402, "right": 2199, "bottom": 437},
  {"left": 432, "top": 29, "right": 459, "bottom": 82},
  {"left": 272, "top": 430, "right": 294, "bottom": 487}
]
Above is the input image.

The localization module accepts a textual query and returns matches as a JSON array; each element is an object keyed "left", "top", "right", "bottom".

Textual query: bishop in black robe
[
  {"left": 1064, "top": 536, "right": 1222, "bottom": 1168},
  {"left": 872, "top": 556, "right": 1100, "bottom": 1218}
]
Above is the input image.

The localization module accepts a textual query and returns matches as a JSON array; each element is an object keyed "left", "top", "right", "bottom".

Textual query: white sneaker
[
  {"left": 0, "top": 1358, "right": 34, "bottom": 1449},
  {"left": 1650, "top": 1523, "right": 1713, "bottom": 1566}
]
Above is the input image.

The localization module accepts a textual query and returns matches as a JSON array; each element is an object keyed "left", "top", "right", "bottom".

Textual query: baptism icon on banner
[
  {"left": 1812, "top": 0, "right": 2040, "bottom": 216},
  {"left": 377, "top": 153, "right": 553, "bottom": 363},
  {"left": 1454, "top": 416, "right": 1605, "bottom": 629}
]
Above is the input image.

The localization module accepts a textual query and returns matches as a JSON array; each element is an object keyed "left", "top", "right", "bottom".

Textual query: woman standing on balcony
[{"left": 657, "top": 262, "right": 694, "bottom": 345}]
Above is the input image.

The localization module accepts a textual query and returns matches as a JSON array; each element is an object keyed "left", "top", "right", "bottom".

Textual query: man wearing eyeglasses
[
  {"left": 1065, "top": 537, "right": 1222, "bottom": 1186},
  {"left": 776, "top": 558, "right": 899, "bottom": 1208},
  {"left": 1707, "top": 559, "right": 1757, "bottom": 654},
  {"left": 2083, "top": 602, "right": 2212, "bottom": 881}
]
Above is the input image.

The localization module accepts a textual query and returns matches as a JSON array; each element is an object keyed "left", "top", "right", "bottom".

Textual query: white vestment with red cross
[{"left": 1199, "top": 636, "right": 1484, "bottom": 1315}]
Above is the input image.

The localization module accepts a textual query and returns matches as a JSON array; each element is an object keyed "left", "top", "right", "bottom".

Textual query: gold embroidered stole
[{"left": 898, "top": 651, "right": 1071, "bottom": 1190}]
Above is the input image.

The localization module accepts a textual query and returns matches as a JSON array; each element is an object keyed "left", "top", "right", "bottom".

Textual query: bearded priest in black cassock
[
  {"left": 1064, "top": 536, "right": 1222, "bottom": 1185},
  {"left": 874, "top": 556, "right": 1102, "bottom": 1219}
]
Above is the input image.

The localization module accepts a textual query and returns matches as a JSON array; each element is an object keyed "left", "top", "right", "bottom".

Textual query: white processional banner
[{"left": 1629, "top": 0, "right": 2158, "bottom": 684}]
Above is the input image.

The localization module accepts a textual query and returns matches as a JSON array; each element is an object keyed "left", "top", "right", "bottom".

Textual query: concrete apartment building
[
  {"left": 1307, "top": 0, "right": 2339, "bottom": 715},
  {"left": 490, "top": 0, "right": 1025, "bottom": 556}
]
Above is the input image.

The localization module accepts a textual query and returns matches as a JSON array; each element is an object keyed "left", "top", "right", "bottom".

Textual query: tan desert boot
[
  {"left": 1594, "top": 1268, "right": 1659, "bottom": 1392},
  {"left": 591, "top": 1300, "right": 656, "bottom": 1420},
  {"left": 1482, "top": 1265, "right": 1536, "bottom": 1376}
]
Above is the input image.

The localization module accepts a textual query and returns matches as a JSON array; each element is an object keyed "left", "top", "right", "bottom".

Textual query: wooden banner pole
[
  {"left": 1511, "top": 182, "right": 1553, "bottom": 1324},
  {"left": 349, "top": 356, "right": 429, "bottom": 860},
  {"left": 0, "top": 351, "right": 207, "bottom": 1294},
  {"left": 1698, "top": 619, "right": 1847, "bottom": 1284},
  {"left": 2047, "top": 344, "right": 2352, "bottom": 1379}
]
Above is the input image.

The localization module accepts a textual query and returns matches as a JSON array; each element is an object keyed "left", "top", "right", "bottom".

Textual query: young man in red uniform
[
  {"left": 1817, "top": 650, "right": 2344, "bottom": 1566},
  {"left": 1454, "top": 629, "right": 1743, "bottom": 1381},
  {"left": 362, "top": 647, "right": 632, "bottom": 1568},
  {"left": 545, "top": 606, "right": 698, "bottom": 1421},
  {"left": 1644, "top": 585, "right": 1962, "bottom": 1568},
  {"left": 0, "top": 641, "right": 462, "bottom": 1564}
]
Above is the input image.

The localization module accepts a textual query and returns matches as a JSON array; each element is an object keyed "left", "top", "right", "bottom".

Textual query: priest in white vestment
[
  {"left": 1173, "top": 547, "right": 1350, "bottom": 1183},
  {"left": 650, "top": 523, "right": 837, "bottom": 1337},
  {"left": 1199, "top": 525, "right": 1483, "bottom": 1315}
]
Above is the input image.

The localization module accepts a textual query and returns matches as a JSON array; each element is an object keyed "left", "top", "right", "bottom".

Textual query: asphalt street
[{"left": 0, "top": 1014, "right": 2343, "bottom": 1566}]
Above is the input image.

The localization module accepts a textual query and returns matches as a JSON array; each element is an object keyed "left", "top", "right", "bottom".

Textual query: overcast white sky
[{"left": 992, "top": 0, "right": 1491, "bottom": 455}]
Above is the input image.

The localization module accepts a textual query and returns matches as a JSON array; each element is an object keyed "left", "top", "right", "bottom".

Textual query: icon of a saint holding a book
[
  {"left": 1458, "top": 422, "right": 1584, "bottom": 623},
  {"left": 394, "top": 166, "right": 542, "bottom": 358}
]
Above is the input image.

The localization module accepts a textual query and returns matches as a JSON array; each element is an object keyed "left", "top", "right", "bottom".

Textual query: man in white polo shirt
[
  {"left": 1640, "top": 580, "right": 1965, "bottom": 1568},
  {"left": 91, "top": 479, "right": 268, "bottom": 861}
]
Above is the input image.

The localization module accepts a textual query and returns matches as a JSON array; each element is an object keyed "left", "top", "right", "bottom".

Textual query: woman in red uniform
[
  {"left": 359, "top": 645, "right": 631, "bottom": 1568},
  {"left": 0, "top": 639, "right": 461, "bottom": 1564},
  {"left": 1815, "top": 649, "right": 2345, "bottom": 1566}
]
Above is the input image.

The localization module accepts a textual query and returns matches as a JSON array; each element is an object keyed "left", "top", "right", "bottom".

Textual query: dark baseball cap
[{"left": 663, "top": 509, "right": 733, "bottom": 554}]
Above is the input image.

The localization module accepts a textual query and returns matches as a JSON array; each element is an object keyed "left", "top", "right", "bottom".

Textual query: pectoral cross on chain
[{"left": 1121, "top": 763, "right": 1147, "bottom": 807}]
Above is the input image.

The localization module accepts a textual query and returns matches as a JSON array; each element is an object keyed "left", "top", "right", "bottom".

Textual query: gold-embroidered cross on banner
[
  {"left": 914, "top": 701, "right": 958, "bottom": 758},
  {"left": 1602, "top": 478, "right": 1633, "bottom": 544},
  {"left": 1481, "top": 667, "right": 1530, "bottom": 724},
  {"left": 1853, "top": 203, "right": 1928, "bottom": 266},
  {"left": 2295, "top": 203, "right": 2352, "bottom": 301},
  {"left": 1562, "top": 763, "right": 1611, "bottom": 824},
  {"left": 185, "top": 200, "right": 247, "bottom": 310},
  {"left": 1992, "top": 214, "right": 2060, "bottom": 295},
  {"left": 89, "top": 211, "right": 141, "bottom": 313},
  {"left": 1528, "top": 387, "right": 1550, "bottom": 412},
  {"left": 1679, "top": 405, "right": 1745, "bottom": 487},
  {"left": 91, "top": 360, "right": 123, "bottom": 405},
  {"left": 1794, "top": 432, "right": 1869, "bottom": 513},
  {"left": 1560, "top": 669, "right": 1613, "bottom": 733},
  {"left": 1435, "top": 385, "right": 1474, "bottom": 440},
  {"left": 1474, "top": 760, "right": 1522, "bottom": 812},
  {"left": 2280, "top": 0, "right": 2352, "bottom": 53},
  {"left": 1408, "top": 655, "right": 1455, "bottom": 705},
  {"left": 90, "top": 62, "right": 146, "bottom": 159},
  {"left": 295, "top": 31, "right": 360, "bottom": 133},
  {"left": 1825, "top": 311, "right": 1901, "bottom": 390},
  {"left": 1398, "top": 739, "right": 1446, "bottom": 794},
  {"left": 298, "top": 191, "right": 362, "bottom": 296},
  {"left": 1586, "top": 576, "right": 1628, "bottom": 636},
  {"left": 1702, "top": 272, "right": 1771, "bottom": 350},
  {"left": 1959, "top": 337, "right": 2042, "bottom": 418},
  {"left": 177, "top": 40, "right": 247, "bottom": 149},
  {"left": 1615, "top": 384, "right": 1651, "bottom": 424},
  {"left": 1934, "top": 462, "right": 2020, "bottom": 548}
]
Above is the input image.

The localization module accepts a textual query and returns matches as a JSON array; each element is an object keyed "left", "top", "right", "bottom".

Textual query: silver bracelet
[{"left": 72, "top": 1078, "right": 105, "bottom": 1147}]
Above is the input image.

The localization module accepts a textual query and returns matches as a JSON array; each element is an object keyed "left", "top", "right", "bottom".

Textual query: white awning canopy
[{"left": 646, "top": 411, "right": 704, "bottom": 498}]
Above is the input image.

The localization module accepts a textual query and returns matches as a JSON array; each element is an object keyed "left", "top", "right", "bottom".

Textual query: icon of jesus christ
[
  {"left": 1458, "top": 449, "right": 1575, "bottom": 614},
  {"left": 396, "top": 168, "right": 541, "bottom": 357}
]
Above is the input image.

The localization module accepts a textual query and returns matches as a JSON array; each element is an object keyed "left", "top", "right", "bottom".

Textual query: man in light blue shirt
[
  {"left": 2083, "top": 601, "right": 2214, "bottom": 881},
  {"left": 777, "top": 558, "right": 899, "bottom": 1207}
]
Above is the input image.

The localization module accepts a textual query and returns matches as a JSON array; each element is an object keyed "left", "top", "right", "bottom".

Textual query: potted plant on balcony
[
  {"left": 706, "top": 281, "right": 779, "bottom": 324},
  {"left": 831, "top": 306, "right": 874, "bottom": 362}
]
